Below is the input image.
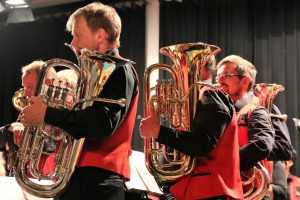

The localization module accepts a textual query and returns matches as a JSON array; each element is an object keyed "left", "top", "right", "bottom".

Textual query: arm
[
  {"left": 21, "top": 62, "right": 138, "bottom": 139},
  {"left": 0, "top": 124, "right": 21, "bottom": 151},
  {"left": 46, "top": 62, "right": 138, "bottom": 139},
  {"left": 156, "top": 90, "right": 234, "bottom": 157},
  {"left": 268, "top": 104, "right": 293, "bottom": 161},
  {"left": 240, "top": 107, "right": 275, "bottom": 171}
]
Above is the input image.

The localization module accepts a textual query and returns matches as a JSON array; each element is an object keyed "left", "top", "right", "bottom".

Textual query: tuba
[
  {"left": 9, "top": 45, "right": 129, "bottom": 198},
  {"left": 12, "top": 88, "right": 29, "bottom": 111},
  {"left": 143, "top": 42, "right": 221, "bottom": 183},
  {"left": 241, "top": 83, "right": 285, "bottom": 200},
  {"left": 254, "top": 83, "right": 287, "bottom": 121}
]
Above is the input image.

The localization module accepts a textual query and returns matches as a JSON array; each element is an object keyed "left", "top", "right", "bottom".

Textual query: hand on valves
[
  {"left": 18, "top": 96, "right": 47, "bottom": 127},
  {"left": 139, "top": 105, "right": 160, "bottom": 139}
]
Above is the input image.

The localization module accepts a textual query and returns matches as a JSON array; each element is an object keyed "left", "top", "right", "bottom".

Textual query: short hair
[
  {"left": 56, "top": 69, "right": 78, "bottom": 89},
  {"left": 21, "top": 60, "right": 57, "bottom": 81},
  {"left": 21, "top": 60, "right": 44, "bottom": 76},
  {"left": 66, "top": 2, "right": 122, "bottom": 48},
  {"left": 216, "top": 55, "right": 257, "bottom": 91}
]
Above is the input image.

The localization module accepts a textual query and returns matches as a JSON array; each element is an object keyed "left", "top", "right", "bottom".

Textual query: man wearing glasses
[
  {"left": 216, "top": 55, "right": 277, "bottom": 199},
  {"left": 140, "top": 55, "right": 244, "bottom": 200}
]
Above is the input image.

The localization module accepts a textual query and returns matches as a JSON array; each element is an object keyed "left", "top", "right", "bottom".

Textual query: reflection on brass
[
  {"left": 143, "top": 42, "right": 221, "bottom": 182},
  {"left": 10, "top": 44, "right": 130, "bottom": 198}
]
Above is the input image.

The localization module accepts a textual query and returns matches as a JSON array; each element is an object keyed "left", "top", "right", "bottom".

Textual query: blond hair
[
  {"left": 21, "top": 60, "right": 57, "bottom": 81},
  {"left": 66, "top": 2, "right": 122, "bottom": 48},
  {"left": 21, "top": 60, "right": 44, "bottom": 75}
]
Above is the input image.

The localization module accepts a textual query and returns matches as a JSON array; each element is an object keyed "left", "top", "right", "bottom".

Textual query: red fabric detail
[
  {"left": 260, "top": 160, "right": 273, "bottom": 182},
  {"left": 238, "top": 126, "right": 248, "bottom": 147},
  {"left": 39, "top": 154, "right": 55, "bottom": 175},
  {"left": 77, "top": 93, "right": 138, "bottom": 180},
  {"left": 238, "top": 104, "right": 273, "bottom": 197},
  {"left": 237, "top": 104, "right": 255, "bottom": 147},
  {"left": 237, "top": 105, "right": 273, "bottom": 181},
  {"left": 170, "top": 115, "right": 243, "bottom": 200},
  {"left": 290, "top": 174, "right": 300, "bottom": 200}
]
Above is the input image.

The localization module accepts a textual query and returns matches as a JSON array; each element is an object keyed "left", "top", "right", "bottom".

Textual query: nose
[{"left": 70, "top": 37, "right": 78, "bottom": 47}]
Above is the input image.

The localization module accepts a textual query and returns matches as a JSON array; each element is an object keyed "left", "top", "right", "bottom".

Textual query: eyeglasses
[{"left": 215, "top": 73, "right": 244, "bottom": 82}]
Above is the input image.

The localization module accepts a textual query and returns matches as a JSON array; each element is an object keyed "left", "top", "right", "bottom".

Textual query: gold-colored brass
[
  {"left": 143, "top": 42, "right": 221, "bottom": 182},
  {"left": 12, "top": 88, "right": 28, "bottom": 111},
  {"left": 242, "top": 163, "right": 270, "bottom": 200},
  {"left": 254, "top": 83, "right": 286, "bottom": 121},
  {"left": 241, "top": 83, "right": 285, "bottom": 200}
]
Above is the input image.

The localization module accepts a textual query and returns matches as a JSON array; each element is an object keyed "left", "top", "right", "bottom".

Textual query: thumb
[{"left": 149, "top": 103, "right": 159, "bottom": 123}]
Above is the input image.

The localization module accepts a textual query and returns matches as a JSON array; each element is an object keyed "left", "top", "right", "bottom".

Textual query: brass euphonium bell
[
  {"left": 253, "top": 83, "right": 287, "bottom": 121},
  {"left": 143, "top": 42, "right": 221, "bottom": 183},
  {"left": 12, "top": 88, "right": 29, "bottom": 111}
]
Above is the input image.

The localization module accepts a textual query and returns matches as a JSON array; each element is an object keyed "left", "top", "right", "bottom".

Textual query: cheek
[{"left": 223, "top": 81, "right": 235, "bottom": 92}]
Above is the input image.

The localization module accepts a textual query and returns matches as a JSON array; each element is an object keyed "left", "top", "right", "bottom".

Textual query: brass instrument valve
[
  {"left": 46, "top": 83, "right": 55, "bottom": 99},
  {"left": 61, "top": 82, "right": 69, "bottom": 104},
  {"left": 53, "top": 81, "right": 63, "bottom": 99}
]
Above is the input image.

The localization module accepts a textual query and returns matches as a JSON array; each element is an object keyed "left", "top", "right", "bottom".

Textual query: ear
[
  {"left": 96, "top": 28, "right": 107, "bottom": 42},
  {"left": 242, "top": 75, "right": 252, "bottom": 89}
]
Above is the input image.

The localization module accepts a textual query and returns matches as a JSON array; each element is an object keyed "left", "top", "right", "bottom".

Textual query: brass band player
[
  {"left": 0, "top": 60, "right": 56, "bottom": 176},
  {"left": 19, "top": 2, "right": 139, "bottom": 200},
  {"left": 140, "top": 53, "right": 243, "bottom": 199},
  {"left": 216, "top": 55, "right": 293, "bottom": 199}
]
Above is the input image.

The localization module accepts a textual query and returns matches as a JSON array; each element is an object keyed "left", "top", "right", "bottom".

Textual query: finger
[
  {"left": 30, "top": 96, "right": 43, "bottom": 105},
  {"left": 150, "top": 104, "right": 161, "bottom": 124},
  {"left": 29, "top": 96, "right": 38, "bottom": 104},
  {"left": 149, "top": 103, "right": 156, "bottom": 116},
  {"left": 18, "top": 114, "right": 24, "bottom": 122}
]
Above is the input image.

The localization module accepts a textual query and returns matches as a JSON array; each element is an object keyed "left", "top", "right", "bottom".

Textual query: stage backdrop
[
  {"left": 0, "top": 0, "right": 299, "bottom": 177},
  {"left": 0, "top": 2, "right": 146, "bottom": 151},
  {"left": 159, "top": 0, "right": 300, "bottom": 176}
]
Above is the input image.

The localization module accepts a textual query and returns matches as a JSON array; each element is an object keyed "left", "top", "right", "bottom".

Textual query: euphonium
[
  {"left": 241, "top": 83, "right": 285, "bottom": 200},
  {"left": 143, "top": 42, "right": 221, "bottom": 182},
  {"left": 254, "top": 83, "right": 287, "bottom": 121},
  {"left": 9, "top": 45, "right": 129, "bottom": 198},
  {"left": 241, "top": 162, "right": 270, "bottom": 200},
  {"left": 12, "top": 88, "right": 29, "bottom": 111}
]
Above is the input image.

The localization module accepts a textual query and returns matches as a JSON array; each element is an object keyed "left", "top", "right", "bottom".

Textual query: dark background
[{"left": 0, "top": 0, "right": 299, "bottom": 176}]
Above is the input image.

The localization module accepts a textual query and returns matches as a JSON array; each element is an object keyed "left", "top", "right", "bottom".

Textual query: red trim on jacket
[
  {"left": 170, "top": 115, "right": 243, "bottom": 200},
  {"left": 289, "top": 174, "right": 300, "bottom": 200},
  {"left": 77, "top": 92, "right": 139, "bottom": 180},
  {"left": 237, "top": 104, "right": 273, "bottom": 182}
]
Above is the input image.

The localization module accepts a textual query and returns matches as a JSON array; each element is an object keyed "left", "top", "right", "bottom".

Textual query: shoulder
[
  {"left": 202, "top": 89, "right": 234, "bottom": 106},
  {"left": 201, "top": 89, "right": 234, "bottom": 116},
  {"left": 252, "top": 106, "right": 269, "bottom": 115},
  {"left": 249, "top": 106, "right": 272, "bottom": 123}
]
